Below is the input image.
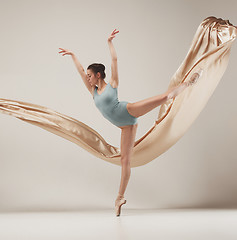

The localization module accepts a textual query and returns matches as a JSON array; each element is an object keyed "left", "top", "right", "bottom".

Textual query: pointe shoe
[
  {"left": 115, "top": 197, "right": 127, "bottom": 217},
  {"left": 187, "top": 68, "right": 204, "bottom": 86}
]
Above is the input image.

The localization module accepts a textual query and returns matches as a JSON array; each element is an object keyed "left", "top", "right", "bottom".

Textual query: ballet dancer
[{"left": 58, "top": 29, "right": 203, "bottom": 216}]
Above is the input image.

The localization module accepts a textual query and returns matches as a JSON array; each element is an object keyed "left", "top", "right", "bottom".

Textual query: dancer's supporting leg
[{"left": 115, "top": 123, "right": 138, "bottom": 216}]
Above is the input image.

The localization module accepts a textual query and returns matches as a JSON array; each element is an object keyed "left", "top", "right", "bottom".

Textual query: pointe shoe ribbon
[{"left": 115, "top": 197, "right": 127, "bottom": 217}]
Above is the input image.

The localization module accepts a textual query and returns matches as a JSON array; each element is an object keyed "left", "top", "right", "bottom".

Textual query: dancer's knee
[{"left": 121, "top": 156, "right": 131, "bottom": 166}]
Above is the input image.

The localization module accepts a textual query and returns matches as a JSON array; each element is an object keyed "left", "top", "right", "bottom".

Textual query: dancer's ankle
[{"left": 116, "top": 192, "right": 124, "bottom": 200}]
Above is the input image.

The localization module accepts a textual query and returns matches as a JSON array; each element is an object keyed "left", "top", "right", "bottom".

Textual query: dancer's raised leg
[{"left": 127, "top": 69, "right": 203, "bottom": 118}]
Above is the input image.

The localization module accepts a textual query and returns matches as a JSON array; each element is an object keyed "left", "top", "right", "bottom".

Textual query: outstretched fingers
[{"left": 112, "top": 29, "right": 119, "bottom": 34}]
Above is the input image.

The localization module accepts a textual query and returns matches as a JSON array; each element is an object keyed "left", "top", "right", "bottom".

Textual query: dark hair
[{"left": 87, "top": 63, "right": 106, "bottom": 79}]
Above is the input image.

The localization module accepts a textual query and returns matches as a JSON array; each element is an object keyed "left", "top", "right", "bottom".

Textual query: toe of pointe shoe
[
  {"left": 188, "top": 68, "right": 204, "bottom": 86},
  {"left": 196, "top": 68, "right": 204, "bottom": 77},
  {"left": 115, "top": 198, "right": 126, "bottom": 217}
]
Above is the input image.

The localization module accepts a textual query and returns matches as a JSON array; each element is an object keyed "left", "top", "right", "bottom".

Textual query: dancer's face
[{"left": 87, "top": 69, "right": 98, "bottom": 86}]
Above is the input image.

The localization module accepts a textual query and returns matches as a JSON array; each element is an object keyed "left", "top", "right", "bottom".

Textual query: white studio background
[{"left": 0, "top": 0, "right": 237, "bottom": 211}]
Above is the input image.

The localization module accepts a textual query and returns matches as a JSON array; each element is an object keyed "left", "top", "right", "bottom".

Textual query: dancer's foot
[
  {"left": 115, "top": 195, "right": 127, "bottom": 217},
  {"left": 187, "top": 68, "right": 204, "bottom": 86}
]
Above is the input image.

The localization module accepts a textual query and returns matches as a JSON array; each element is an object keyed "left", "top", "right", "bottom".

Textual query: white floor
[{"left": 0, "top": 208, "right": 236, "bottom": 240}]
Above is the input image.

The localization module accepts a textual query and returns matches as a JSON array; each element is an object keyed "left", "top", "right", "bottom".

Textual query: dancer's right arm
[
  {"left": 71, "top": 54, "right": 92, "bottom": 93},
  {"left": 58, "top": 48, "right": 93, "bottom": 95}
]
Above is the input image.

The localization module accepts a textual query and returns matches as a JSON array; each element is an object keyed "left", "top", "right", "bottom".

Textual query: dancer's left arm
[{"left": 108, "top": 29, "right": 119, "bottom": 88}]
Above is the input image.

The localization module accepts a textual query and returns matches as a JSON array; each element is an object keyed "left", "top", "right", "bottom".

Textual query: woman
[{"left": 58, "top": 29, "right": 203, "bottom": 216}]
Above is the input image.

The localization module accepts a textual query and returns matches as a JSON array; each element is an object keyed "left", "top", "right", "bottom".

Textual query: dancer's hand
[
  {"left": 58, "top": 48, "right": 74, "bottom": 56},
  {"left": 108, "top": 29, "right": 119, "bottom": 42}
]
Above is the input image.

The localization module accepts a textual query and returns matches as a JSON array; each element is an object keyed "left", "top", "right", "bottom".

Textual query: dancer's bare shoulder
[{"left": 109, "top": 79, "right": 118, "bottom": 88}]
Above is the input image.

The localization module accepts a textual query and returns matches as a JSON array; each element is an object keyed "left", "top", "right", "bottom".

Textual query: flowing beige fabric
[{"left": 0, "top": 16, "right": 236, "bottom": 168}]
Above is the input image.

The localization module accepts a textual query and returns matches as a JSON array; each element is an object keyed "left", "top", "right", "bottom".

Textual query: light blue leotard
[{"left": 93, "top": 83, "right": 138, "bottom": 127}]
